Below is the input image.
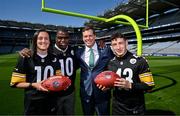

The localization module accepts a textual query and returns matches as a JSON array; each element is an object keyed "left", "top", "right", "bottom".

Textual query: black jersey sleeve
[
  {"left": 131, "top": 57, "right": 155, "bottom": 91},
  {"left": 10, "top": 56, "right": 27, "bottom": 87},
  {"left": 108, "top": 58, "right": 117, "bottom": 72}
]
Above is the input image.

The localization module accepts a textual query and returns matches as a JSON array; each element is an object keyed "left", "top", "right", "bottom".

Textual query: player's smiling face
[
  {"left": 56, "top": 31, "right": 69, "bottom": 49},
  {"left": 37, "top": 32, "right": 50, "bottom": 52},
  {"left": 83, "top": 29, "right": 96, "bottom": 48},
  {"left": 111, "top": 37, "right": 128, "bottom": 57}
]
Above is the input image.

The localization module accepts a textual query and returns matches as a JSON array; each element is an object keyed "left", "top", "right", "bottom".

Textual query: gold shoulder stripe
[
  {"left": 12, "top": 72, "right": 26, "bottom": 78},
  {"left": 139, "top": 72, "right": 155, "bottom": 86},
  {"left": 10, "top": 76, "right": 26, "bottom": 86},
  {"left": 145, "top": 82, "right": 155, "bottom": 86},
  {"left": 139, "top": 72, "right": 152, "bottom": 78},
  {"left": 12, "top": 74, "right": 26, "bottom": 78}
]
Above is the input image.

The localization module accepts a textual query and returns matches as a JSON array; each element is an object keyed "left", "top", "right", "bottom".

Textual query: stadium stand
[
  {"left": 0, "top": 46, "right": 12, "bottom": 54},
  {"left": 0, "top": 20, "right": 82, "bottom": 54},
  {"left": 94, "top": 0, "right": 180, "bottom": 56},
  {"left": 0, "top": 0, "right": 180, "bottom": 56},
  {"left": 143, "top": 41, "right": 177, "bottom": 54},
  {"left": 153, "top": 41, "right": 180, "bottom": 56}
]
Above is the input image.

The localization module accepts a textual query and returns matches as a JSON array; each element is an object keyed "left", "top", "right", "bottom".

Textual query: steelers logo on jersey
[
  {"left": 71, "top": 50, "right": 74, "bottom": 56},
  {"left": 52, "top": 58, "right": 57, "bottom": 62},
  {"left": 130, "top": 58, "right": 137, "bottom": 64}
]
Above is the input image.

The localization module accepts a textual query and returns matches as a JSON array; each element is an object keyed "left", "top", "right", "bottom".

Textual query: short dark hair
[
  {"left": 82, "top": 26, "right": 96, "bottom": 35},
  {"left": 111, "top": 32, "right": 127, "bottom": 41},
  {"left": 32, "top": 28, "right": 53, "bottom": 55},
  {"left": 56, "top": 27, "right": 69, "bottom": 36}
]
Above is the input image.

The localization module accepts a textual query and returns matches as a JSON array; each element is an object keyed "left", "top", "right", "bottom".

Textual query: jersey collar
[{"left": 55, "top": 44, "right": 68, "bottom": 53}]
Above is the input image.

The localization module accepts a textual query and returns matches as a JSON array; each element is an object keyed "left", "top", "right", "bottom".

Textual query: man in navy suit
[{"left": 76, "top": 26, "right": 114, "bottom": 115}]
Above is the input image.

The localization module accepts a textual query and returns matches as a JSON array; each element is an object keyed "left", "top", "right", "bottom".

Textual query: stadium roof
[
  {"left": 1, "top": 0, "right": 180, "bottom": 30},
  {"left": 128, "top": 0, "right": 180, "bottom": 19},
  {"left": 86, "top": 0, "right": 180, "bottom": 28},
  {"left": 0, "top": 19, "right": 78, "bottom": 33}
]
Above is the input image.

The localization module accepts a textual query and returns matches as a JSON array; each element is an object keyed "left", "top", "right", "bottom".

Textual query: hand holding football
[
  {"left": 41, "top": 75, "right": 71, "bottom": 92},
  {"left": 94, "top": 71, "right": 120, "bottom": 88}
]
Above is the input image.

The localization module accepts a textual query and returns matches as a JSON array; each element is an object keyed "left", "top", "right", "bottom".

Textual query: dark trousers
[
  {"left": 112, "top": 97, "right": 145, "bottom": 115},
  {"left": 56, "top": 91, "right": 75, "bottom": 115},
  {"left": 81, "top": 96, "right": 110, "bottom": 116},
  {"left": 24, "top": 95, "right": 56, "bottom": 115}
]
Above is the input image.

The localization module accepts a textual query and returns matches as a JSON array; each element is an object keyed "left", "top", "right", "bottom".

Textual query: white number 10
[
  {"left": 35, "top": 66, "right": 54, "bottom": 82},
  {"left": 59, "top": 57, "right": 73, "bottom": 76}
]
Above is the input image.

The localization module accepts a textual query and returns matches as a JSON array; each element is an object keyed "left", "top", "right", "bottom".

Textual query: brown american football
[
  {"left": 94, "top": 71, "right": 120, "bottom": 88},
  {"left": 41, "top": 75, "right": 71, "bottom": 92}
]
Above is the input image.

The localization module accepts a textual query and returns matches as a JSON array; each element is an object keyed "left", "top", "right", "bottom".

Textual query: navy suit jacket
[{"left": 76, "top": 45, "right": 114, "bottom": 103}]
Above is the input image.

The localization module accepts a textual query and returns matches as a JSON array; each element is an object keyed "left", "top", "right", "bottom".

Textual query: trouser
[
  {"left": 56, "top": 91, "right": 75, "bottom": 115},
  {"left": 24, "top": 95, "right": 56, "bottom": 115},
  {"left": 81, "top": 96, "right": 110, "bottom": 116},
  {"left": 112, "top": 97, "right": 145, "bottom": 115}
]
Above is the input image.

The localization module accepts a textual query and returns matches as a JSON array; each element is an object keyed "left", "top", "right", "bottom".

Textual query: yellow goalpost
[{"left": 41, "top": 0, "right": 149, "bottom": 56}]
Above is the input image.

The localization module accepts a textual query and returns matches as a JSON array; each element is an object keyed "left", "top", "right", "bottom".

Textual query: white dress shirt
[{"left": 84, "top": 43, "right": 99, "bottom": 67}]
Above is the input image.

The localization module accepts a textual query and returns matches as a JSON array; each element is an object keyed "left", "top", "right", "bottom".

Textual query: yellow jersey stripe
[
  {"left": 139, "top": 72, "right": 155, "bottom": 86},
  {"left": 12, "top": 72, "right": 26, "bottom": 77},
  {"left": 139, "top": 72, "right": 152, "bottom": 77},
  {"left": 10, "top": 76, "right": 26, "bottom": 86},
  {"left": 12, "top": 74, "right": 26, "bottom": 78}
]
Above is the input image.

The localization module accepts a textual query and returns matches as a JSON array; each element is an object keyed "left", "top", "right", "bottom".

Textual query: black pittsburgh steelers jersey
[
  {"left": 53, "top": 45, "right": 79, "bottom": 96},
  {"left": 10, "top": 53, "right": 61, "bottom": 114},
  {"left": 10, "top": 53, "right": 61, "bottom": 89},
  {"left": 108, "top": 51, "right": 155, "bottom": 113}
]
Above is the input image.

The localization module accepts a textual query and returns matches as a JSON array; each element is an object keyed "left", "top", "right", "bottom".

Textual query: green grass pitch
[{"left": 0, "top": 53, "right": 180, "bottom": 115}]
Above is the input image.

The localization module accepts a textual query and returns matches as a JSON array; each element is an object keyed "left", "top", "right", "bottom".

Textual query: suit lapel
[
  {"left": 93, "top": 47, "right": 101, "bottom": 69},
  {"left": 80, "top": 47, "right": 89, "bottom": 68}
]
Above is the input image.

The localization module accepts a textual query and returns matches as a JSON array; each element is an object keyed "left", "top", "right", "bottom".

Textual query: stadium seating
[
  {"left": 0, "top": 1, "right": 180, "bottom": 56},
  {"left": 156, "top": 41, "right": 180, "bottom": 55},
  {"left": 0, "top": 46, "right": 12, "bottom": 54},
  {"left": 12, "top": 46, "right": 27, "bottom": 53},
  {"left": 150, "top": 12, "right": 180, "bottom": 27}
]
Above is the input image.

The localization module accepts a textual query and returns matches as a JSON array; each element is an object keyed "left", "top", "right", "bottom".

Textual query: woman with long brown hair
[{"left": 10, "top": 29, "right": 61, "bottom": 115}]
